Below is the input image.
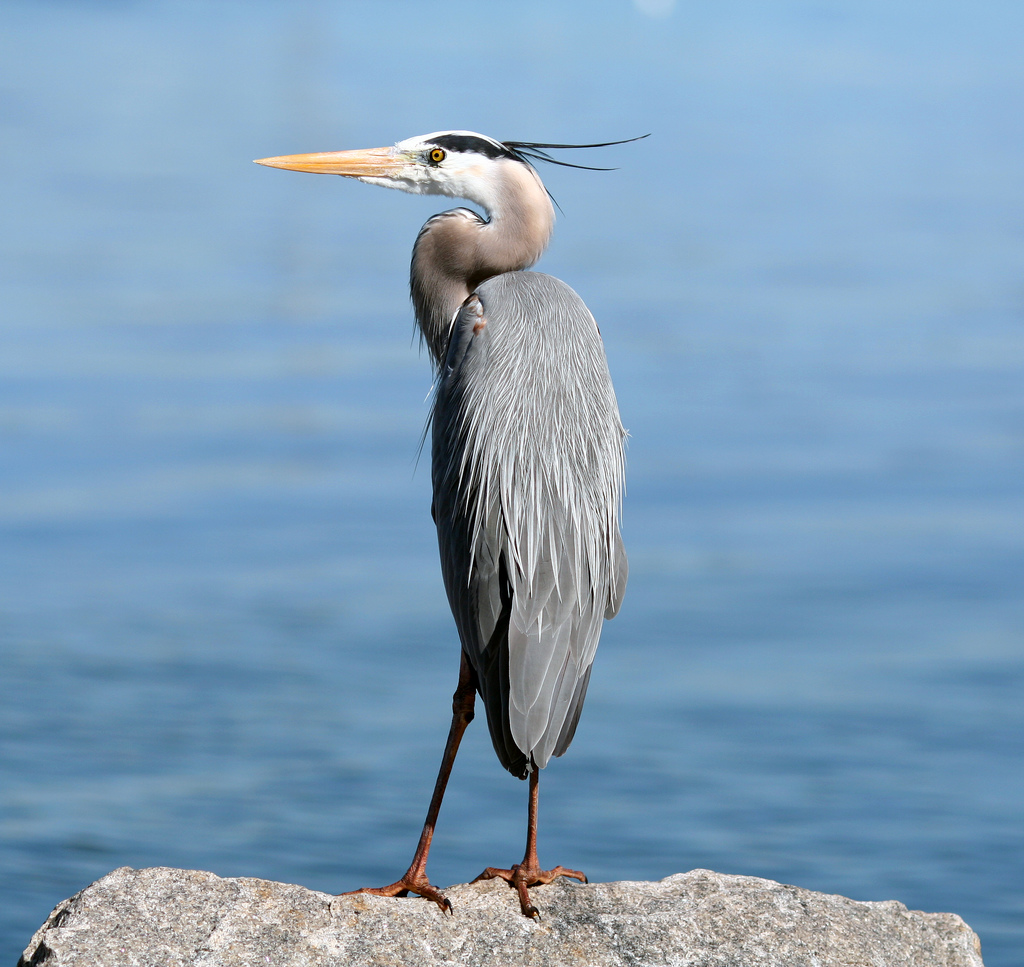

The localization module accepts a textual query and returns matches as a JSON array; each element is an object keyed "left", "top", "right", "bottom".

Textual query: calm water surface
[{"left": 2, "top": 2, "right": 1023, "bottom": 964}]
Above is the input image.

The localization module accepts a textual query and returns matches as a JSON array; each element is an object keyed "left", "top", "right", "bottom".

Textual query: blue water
[{"left": 2, "top": 1, "right": 1023, "bottom": 963}]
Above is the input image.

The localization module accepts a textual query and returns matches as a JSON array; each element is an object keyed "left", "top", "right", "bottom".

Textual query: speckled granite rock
[{"left": 19, "top": 866, "right": 984, "bottom": 967}]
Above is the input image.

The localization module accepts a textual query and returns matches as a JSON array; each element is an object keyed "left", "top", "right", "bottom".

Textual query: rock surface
[{"left": 20, "top": 866, "right": 984, "bottom": 967}]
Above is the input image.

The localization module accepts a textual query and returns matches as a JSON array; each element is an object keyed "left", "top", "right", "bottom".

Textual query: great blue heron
[{"left": 255, "top": 131, "right": 632, "bottom": 918}]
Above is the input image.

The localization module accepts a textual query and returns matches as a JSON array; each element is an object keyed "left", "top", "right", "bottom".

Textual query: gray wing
[{"left": 431, "top": 271, "right": 627, "bottom": 777}]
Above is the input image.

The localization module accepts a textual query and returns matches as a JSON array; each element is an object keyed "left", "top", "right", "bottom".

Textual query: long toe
[
  {"left": 340, "top": 878, "right": 452, "bottom": 914},
  {"left": 472, "top": 866, "right": 516, "bottom": 883},
  {"left": 473, "top": 863, "right": 586, "bottom": 918},
  {"left": 533, "top": 865, "right": 586, "bottom": 885}
]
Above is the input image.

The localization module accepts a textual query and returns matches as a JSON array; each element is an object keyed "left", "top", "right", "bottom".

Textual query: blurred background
[{"left": 2, "top": 0, "right": 1022, "bottom": 962}]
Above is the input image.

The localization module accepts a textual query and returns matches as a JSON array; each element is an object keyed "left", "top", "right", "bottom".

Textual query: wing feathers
[{"left": 432, "top": 272, "right": 627, "bottom": 774}]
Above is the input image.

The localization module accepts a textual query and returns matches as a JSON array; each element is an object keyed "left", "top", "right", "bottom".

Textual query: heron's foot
[
  {"left": 340, "top": 876, "right": 453, "bottom": 915},
  {"left": 473, "top": 863, "right": 587, "bottom": 918}
]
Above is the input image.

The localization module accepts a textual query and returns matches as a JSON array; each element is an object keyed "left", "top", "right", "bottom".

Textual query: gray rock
[{"left": 20, "top": 866, "right": 984, "bottom": 967}]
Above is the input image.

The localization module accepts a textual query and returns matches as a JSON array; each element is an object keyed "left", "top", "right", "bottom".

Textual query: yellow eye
[{"left": 429, "top": 147, "right": 446, "bottom": 164}]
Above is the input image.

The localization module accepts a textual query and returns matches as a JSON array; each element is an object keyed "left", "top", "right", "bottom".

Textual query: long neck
[{"left": 411, "top": 161, "right": 555, "bottom": 367}]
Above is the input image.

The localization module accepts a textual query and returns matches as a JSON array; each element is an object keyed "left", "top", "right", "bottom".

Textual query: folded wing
[{"left": 431, "top": 272, "right": 627, "bottom": 777}]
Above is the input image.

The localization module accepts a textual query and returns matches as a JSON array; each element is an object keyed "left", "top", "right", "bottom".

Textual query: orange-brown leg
[
  {"left": 473, "top": 767, "right": 586, "bottom": 918},
  {"left": 341, "top": 651, "right": 476, "bottom": 914}
]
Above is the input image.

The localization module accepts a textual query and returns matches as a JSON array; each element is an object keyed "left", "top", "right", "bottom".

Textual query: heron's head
[{"left": 254, "top": 130, "right": 539, "bottom": 213}]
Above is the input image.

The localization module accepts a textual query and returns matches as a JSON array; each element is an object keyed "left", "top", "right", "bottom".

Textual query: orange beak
[{"left": 253, "top": 146, "right": 405, "bottom": 177}]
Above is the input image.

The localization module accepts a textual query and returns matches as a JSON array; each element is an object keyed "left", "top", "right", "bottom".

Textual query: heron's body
[
  {"left": 256, "top": 130, "right": 630, "bottom": 916},
  {"left": 435, "top": 271, "right": 626, "bottom": 777}
]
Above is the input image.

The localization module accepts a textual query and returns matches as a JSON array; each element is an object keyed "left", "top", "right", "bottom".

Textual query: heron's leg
[
  {"left": 473, "top": 767, "right": 586, "bottom": 918},
  {"left": 341, "top": 651, "right": 476, "bottom": 914}
]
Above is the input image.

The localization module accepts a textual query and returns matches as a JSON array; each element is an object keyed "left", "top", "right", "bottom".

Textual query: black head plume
[{"left": 501, "top": 134, "right": 650, "bottom": 171}]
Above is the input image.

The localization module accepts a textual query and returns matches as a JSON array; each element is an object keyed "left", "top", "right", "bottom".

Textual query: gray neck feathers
[{"left": 410, "top": 161, "right": 555, "bottom": 367}]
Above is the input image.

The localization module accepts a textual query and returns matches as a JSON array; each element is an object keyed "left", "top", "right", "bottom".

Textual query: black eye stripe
[{"left": 428, "top": 134, "right": 515, "bottom": 161}]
